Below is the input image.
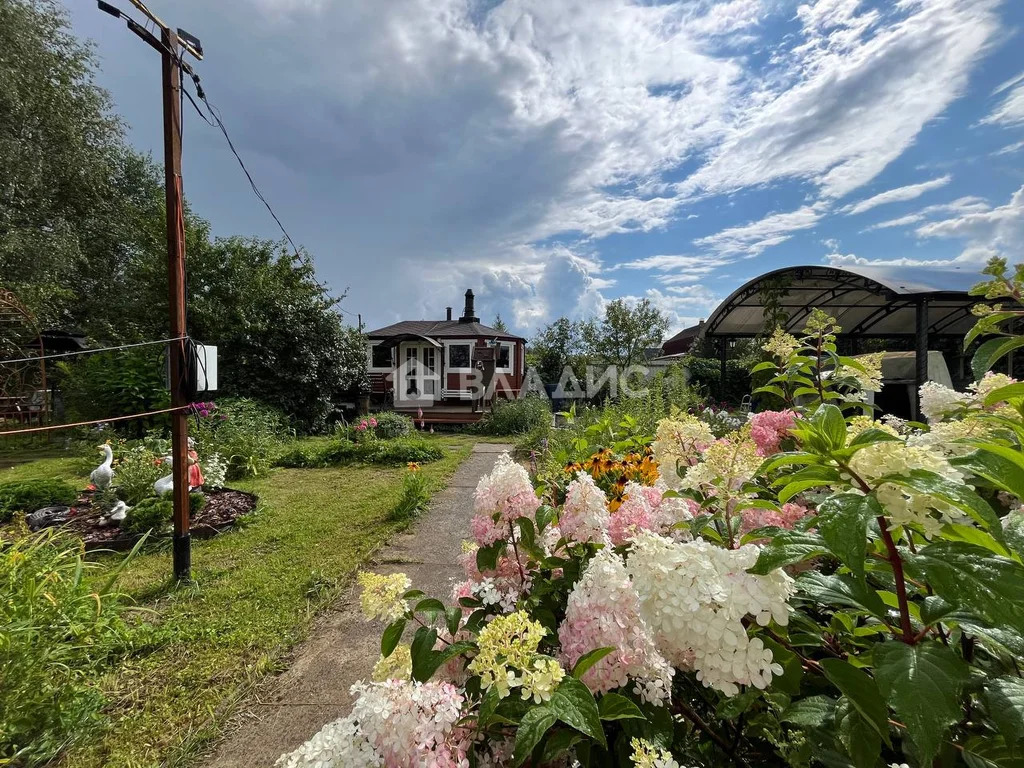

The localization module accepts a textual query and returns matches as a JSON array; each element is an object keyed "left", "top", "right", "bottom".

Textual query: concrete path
[{"left": 202, "top": 443, "right": 512, "bottom": 768}]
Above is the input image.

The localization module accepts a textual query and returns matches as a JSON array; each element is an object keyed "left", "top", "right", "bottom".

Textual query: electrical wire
[
  {"left": 0, "top": 337, "right": 187, "bottom": 366},
  {"left": 0, "top": 405, "right": 192, "bottom": 436}
]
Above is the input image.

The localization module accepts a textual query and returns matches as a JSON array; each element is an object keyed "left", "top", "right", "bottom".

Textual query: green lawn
[{"left": 2, "top": 435, "right": 474, "bottom": 768}]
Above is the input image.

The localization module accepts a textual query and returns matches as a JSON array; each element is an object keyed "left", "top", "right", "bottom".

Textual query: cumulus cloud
[
  {"left": 73, "top": 0, "right": 1008, "bottom": 334},
  {"left": 841, "top": 175, "right": 952, "bottom": 216},
  {"left": 620, "top": 286, "right": 721, "bottom": 335}
]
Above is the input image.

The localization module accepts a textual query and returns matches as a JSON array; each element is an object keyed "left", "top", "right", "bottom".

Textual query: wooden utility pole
[
  {"left": 97, "top": 2, "right": 203, "bottom": 581},
  {"left": 162, "top": 28, "right": 191, "bottom": 582}
]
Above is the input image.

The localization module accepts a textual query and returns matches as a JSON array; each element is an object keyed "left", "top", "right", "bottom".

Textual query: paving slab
[{"left": 201, "top": 443, "right": 511, "bottom": 768}]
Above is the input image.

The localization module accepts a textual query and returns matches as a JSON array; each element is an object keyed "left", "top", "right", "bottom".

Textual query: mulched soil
[{"left": 57, "top": 488, "right": 258, "bottom": 550}]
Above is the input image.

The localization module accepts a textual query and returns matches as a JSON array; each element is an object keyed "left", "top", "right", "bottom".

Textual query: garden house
[{"left": 365, "top": 290, "right": 526, "bottom": 423}]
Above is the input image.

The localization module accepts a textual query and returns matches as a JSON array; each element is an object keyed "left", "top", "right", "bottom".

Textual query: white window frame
[
  {"left": 495, "top": 341, "right": 515, "bottom": 373},
  {"left": 444, "top": 340, "right": 474, "bottom": 373},
  {"left": 367, "top": 341, "right": 394, "bottom": 372}
]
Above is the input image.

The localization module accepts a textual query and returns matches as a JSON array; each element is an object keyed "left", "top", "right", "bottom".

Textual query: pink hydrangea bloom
[
  {"left": 750, "top": 410, "right": 797, "bottom": 456},
  {"left": 558, "top": 549, "right": 673, "bottom": 704},
  {"left": 351, "top": 679, "right": 470, "bottom": 767},
  {"left": 470, "top": 454, "right": 540, "bottom": 546},
  {"left": 740, "top": 502, "right": 812, "bottom": 536},
  {"left": 369, "top": 417, "right": 378, "bottom": 428},
  {"left": 608, "top": 482, "right": 659, "bottom": 546},
  {"left": 558, "top": 472, "right": 609, "bottom": 543}
]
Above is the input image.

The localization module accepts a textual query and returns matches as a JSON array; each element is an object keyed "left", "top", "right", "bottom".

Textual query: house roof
[{"left": 366, "top": 319, "right": 525, "bottom": 341}]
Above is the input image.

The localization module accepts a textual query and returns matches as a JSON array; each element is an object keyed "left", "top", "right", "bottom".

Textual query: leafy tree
[
  {"left": 0, "top": 0, "right": 366, "bottom": 431},
  {"left": 527, "top": 317, "right": 594, "bottom": 385},
  {"left": 586, "top": 298, "right": 669, "bottom": 369},
  {"left": 492, "top": 314, "right": 509, "bottom": 332}
]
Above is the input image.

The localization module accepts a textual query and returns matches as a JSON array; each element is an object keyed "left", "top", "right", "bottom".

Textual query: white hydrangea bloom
[
  {"left": 275, "top": 714, "right": 380, "bottom": 768},
  {"left": 557, "top": 548, "right": 674, "bottom": 705},
  {"left": 918, "top": 381, "right": 970, "bottom": 422},
  {"left": 627, "top": 532, "right": 794, "bottom": 697},
  {"left": 848, "top": 440, "right": 966, "bottom": 537}
]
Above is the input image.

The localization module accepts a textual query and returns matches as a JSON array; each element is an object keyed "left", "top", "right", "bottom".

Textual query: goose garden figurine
[
  {"left": 154, "top": 455, "right": 174, "bottom": 496},
  {"left": 90, "top": 444, "right": 115, "bottom": 490}
]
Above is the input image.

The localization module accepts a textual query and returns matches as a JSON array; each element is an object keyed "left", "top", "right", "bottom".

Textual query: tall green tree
[
  {"left": 586, "top": 298, "right": 669, "bottom": 368},
  {"left": 0, "top": 0, "right": 366, "bottom": 431},
  {"left": 527, "top": 317, "right": 593, "bottom": 385}
]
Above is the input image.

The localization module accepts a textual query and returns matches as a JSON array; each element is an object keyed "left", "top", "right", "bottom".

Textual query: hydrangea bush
[{"left": 278, "top": 268, "right": 1024, "bottom": 768}]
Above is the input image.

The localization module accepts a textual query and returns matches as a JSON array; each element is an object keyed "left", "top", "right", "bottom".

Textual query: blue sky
[{"left": 69, "top": 0, "right": 1024, "bottom": 336}]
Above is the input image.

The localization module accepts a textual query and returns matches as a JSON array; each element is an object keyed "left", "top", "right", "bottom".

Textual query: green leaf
[
  {"left": 878, "top": 468, "right": 1003, "bottom": 540},
  {"left": 873, "top": 640, "right": 969, "bottom": 763},
  {"left": 513, "top": 706, "right": 558, "bottom": 766},
  {"left": 547, "top": 677, "right": 607, "bottom": 748},
  {"left": 446, "top": 606, "right": 462, "bottom": 639},
  {"left": 847, "top": 428, "right": 902, "bottom": 449},
  {"left": 597, "top": 693, "right": 646, "bottom": 722},
  {"left": 940, "top": 522, "right": 1012, "bottom": 558},
  {"left": 758, "top": 451, "right": 820, "bottom": 474},
  {"left": 414, "top": 597, "right": 446, "bottom": 616},
  {"left": 539, "top": 729, "right": 583, "bottom": 764},
  {"left": 410, "top": 626, "right": 438, "bottom": 682},
  {"left": 476, "top": 542, "right": 502, "bottom": 572},
  {"left": 982, "top": 381, "right": 1024, "bottom": 405},
  {"left": 796, "top": 571, "right": 888, "bottom": 618},
  {"left": 816, "top": 493, "right": 879, "bottom": 582},
  {"left": 781, "top": 695, "right": 836, "bottom": 728},
  {"left": 811, "top": 404, "right": 848, "bottom": 452},
  {"left": 835, "top": 698, "right": 883, "bottom": 768},
  {"left": 761, "top": 636, "right": 803, "bottom": 696},
  {"left": 982, "top": 676, "right": 1024, "bottom": 744},
  {"left": 571, "top": 647, "right": 616, "bottom": 680},
  {"left": 954, "top": 443, "right": 1024, "bottom": 503},
  {"left": 820, "top": 659, "right": 890, "bottom": 745},
  {"left": 751, "top": 360, "right": 778, "bottom": 373},
  {"left": 749, "top": 531, "right": 827, "bottom": 574},
  {"left": 779, "top": 479, "right": 829, "bottom": 503},
  {"left": 964, "top": 310, "right": 1019, "bottom": 349},
  {"left": 973, "top": 336, "right": 1024, "bottom": 380},
  {"left": 479, "top": 684, "right": 501, "bottom": 727},
  {"left": 535, "top": 505, "right": 556, "bottom": 534},
  {"left": 907, "top": 541, "right": 1024, "bottom": 635},
  {"left": 381, "top": 617, "right": 406, "bottom": 658}
]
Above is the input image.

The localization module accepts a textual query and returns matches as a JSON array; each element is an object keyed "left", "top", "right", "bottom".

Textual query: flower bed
[{"left": 276, "top": 266, "right": 1024, "bottom": 768}]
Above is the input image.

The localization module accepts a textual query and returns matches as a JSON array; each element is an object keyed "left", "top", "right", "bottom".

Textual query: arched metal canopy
[{"left": 701, "top": 265, "right": 978, "bottom": 339}]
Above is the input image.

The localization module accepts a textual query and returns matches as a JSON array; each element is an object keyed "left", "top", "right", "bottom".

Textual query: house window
[
  {"left": 448, "top": 343, "right": 471, "bottom": 369},
  {"left": 496, "top": 343, "right": 511, "bottom": 369},
  {"left": 370, "top": 344, "right": 393, "bottom": 369}
]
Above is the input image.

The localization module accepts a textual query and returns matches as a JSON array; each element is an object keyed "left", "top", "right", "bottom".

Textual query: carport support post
[
  {"left": 914, "top": 298, "right": 929, "bottom": 421},
  {"left": 719, "top": 337, "right": 728, "bottom": 401}
]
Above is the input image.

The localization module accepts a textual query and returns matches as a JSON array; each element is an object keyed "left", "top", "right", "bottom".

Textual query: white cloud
[
  {"left": 693, "top": 204, "right": 825, "bottom": 257},
  {"left": 994, "top": 140, "right": 1024, "bottom": 156},
  {"left": 684, "top": 0, "right": 999, "bottom": 199},
  {"left": 830, "top": 185, "right": 1024, "bottom": 280},
  {"left": 979, "top": 79, "right": 1024, "bottom": 128},
  {"left": 72, "top": 0, "right": 1007, "bottom": 334},
  {"left": 841, "top": 175, "right": 951, "bottom": 215},
  {"left": 620, "top": 286, "right": 721, "bottom": 335},
  {"left": 862, "top": 196, "right": 989, "bottom": 231}
]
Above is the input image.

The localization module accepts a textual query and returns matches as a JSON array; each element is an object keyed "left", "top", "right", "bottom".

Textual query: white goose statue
[
  {"left": 154, "top": 455, "right": 174, "bottom": 496},
  {"left": 90, "top": 444, "right": 115, "bottom": 490}
]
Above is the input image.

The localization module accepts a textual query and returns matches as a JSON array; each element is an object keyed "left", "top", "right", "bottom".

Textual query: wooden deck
[{"left": 391, "top": 404, "right": 487, "bottom": 424}]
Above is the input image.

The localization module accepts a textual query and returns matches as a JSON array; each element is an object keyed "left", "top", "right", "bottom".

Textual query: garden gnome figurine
[{"left": 187, "top": 437, "right": 204, "bottom": 489}]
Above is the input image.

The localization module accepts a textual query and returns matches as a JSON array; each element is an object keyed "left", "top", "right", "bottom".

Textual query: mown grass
[{"left": 2, "top": 435, "right": 474, "bottom": 768}]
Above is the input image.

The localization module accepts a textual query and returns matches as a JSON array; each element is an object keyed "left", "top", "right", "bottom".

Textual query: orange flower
[{"left": 407, "top": 462, "right": 420, "bottom": 472}]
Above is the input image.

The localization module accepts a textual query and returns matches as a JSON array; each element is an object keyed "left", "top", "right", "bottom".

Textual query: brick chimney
[{"left": 459, "top": 289, "right": 479, "bottom": 323}]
